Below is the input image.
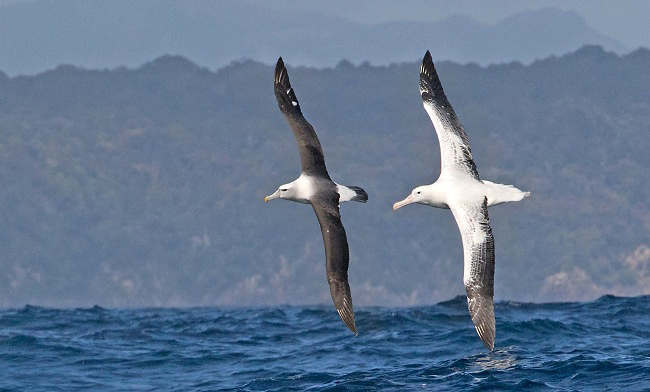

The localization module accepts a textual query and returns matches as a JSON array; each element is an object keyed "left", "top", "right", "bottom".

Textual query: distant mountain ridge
[
  {"left": 0, "top": 0, "right": 628, "bottom": 75},
  {"left": 0, "top": 46, "right": 649, "bottom": 307}
]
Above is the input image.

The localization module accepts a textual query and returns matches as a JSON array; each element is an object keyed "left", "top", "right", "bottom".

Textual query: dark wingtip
[
  {"left": 274, "top": 57, "right": 287, "bottom": 85},
  {"left": 472, "top": 310, "right": 495, "bottom": 351},
  {"left": 329, "top": 280, "right": 357, "bottom": 335},
  {"left": 420, "top": 50, "right": 436, "bottom": 79},
  {"left": 337, "top": 306, "right": 358, "bottom": 335},
  {"left": 476, "top": 325, "right": 495, "bottom": 351},
  {"left": 467, "top": 292, "right": 496, "bottom": 351},
  {"left": 274, "top": 57, "right": 301, "bottom": 112},
  {"left": 419, "top": 50, "right": 446, "bottom": 101}
]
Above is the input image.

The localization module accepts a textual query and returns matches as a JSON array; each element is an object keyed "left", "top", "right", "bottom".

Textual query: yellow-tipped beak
[
  {"left": 393, "top": 195, "right": 414, "bottom": 210},
  {"left": 265, "top": 190, "right": 280, "bottom": 202}
]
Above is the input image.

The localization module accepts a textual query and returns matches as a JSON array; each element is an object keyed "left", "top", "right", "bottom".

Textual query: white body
[
  {"left": 265, "top": 174, "right": 362, "bottom": 205},
  {"left": 395, "top": 175, "right": 529, "bottom": 283},
  {"left": 411, "top": 175, "right": 529, "bottom": 210}
]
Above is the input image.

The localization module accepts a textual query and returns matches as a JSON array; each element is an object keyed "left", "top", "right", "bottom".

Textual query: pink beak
[{"left": 393, "top": 194, "right": 414, "bottom": 210}]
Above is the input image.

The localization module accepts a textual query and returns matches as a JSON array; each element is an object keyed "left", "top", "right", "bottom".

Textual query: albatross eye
[{"left": 416, "top": 191, "right": 421, "bottom": 195}]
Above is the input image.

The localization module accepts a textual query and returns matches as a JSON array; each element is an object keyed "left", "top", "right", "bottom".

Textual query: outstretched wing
[
  {"left": 420, "top": 50, "right": 480, "bottom": 180},
  {"left": 274, "top": 57, "right": 330, "bottom": 179},
  {"left": 311, "top": 193, "right": 357, "bottom": 334},
  {"left": 449, "top": 197, "right": 495, "bottom": 350}
]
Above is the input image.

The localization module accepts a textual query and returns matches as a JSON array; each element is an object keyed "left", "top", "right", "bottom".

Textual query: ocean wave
[{"left": 0, "top": 296, "right": 649, "bottom": 391}]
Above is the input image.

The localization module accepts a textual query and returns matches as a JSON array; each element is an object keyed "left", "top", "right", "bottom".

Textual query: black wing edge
[
  {"left": 419, "top": 50, "right": 449, "bottom": 104},
  {"left": 329, "top": 279, "right": 358, "bottom": 335},
  {"left": 274, "top": 57, "right": 302, "bottom": 114}
]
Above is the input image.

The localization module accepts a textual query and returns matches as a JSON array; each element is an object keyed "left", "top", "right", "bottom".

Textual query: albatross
[
  {"left": 265, "top": 57, "right": 368, "bottom": 334},
  {"left": 393, "top": 51, "right": 530, "bottom": 350}
]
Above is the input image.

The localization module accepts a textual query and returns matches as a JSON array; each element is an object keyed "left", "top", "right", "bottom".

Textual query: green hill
[{"left": 1, "top": 45, "right": 649, "bottom": 307}]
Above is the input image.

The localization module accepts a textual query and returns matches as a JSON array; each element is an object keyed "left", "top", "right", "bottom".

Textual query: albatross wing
[
  {"left": 274, "top": 58, "right": 330, "bottom": 179},
  {"left": 420, "top": 51, "right": 480, "bottom": 180},
  {"left": 311, "top": 192, "right": 357, "bottom": 334},
  {"left": 449, "top": 197, "right": 495, "bottom": 350}
]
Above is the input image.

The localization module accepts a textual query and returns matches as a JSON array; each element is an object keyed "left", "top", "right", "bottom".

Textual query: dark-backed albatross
[
  {"left": 265, "top": 57, "right": 368, "bottom": 334},
  {"left": 393, "top": 51, "right": 530, "bottom": 350}
]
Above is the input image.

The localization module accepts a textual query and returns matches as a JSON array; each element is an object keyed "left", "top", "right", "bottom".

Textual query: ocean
[{"left": 1, "top": 295, "right": 648, "bottom": 391}]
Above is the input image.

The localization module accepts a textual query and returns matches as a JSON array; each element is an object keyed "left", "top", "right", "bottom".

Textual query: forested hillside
[{"left": 1, "top": 45, "right": 649, "bottom": 307}]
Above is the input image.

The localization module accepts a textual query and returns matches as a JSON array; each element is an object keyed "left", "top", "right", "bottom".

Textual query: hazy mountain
[
  {"left": 0, "top": 45, "right": 649, "bottom": 308},
  {"left": 0, "top": 0, "right": 628, "bottom": 76}
]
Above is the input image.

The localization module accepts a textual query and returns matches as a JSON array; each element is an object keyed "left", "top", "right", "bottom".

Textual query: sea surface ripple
[{"left": 1, "top": 295, "right": 649, "bottom": 391}]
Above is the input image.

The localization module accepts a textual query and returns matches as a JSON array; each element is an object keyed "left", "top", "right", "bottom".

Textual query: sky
[
  {"left": 0, "top": 0, "right": 649, "bottom": 76},
  {"left": 1, "top": 0, "right": 649, "bottom": 50},
  {"left": 264, "top": 0, "right": 650, "bottom": 49}
]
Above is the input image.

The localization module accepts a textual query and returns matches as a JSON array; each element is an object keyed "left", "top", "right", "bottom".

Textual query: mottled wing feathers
[
  {"left": 311, "top": 193, "right": 357, "bottom": 334},
  {"left": 467, "top": 285, "right": 495, "bottom": 351},
  {"left": 450, "top": 197, "right": 496, "bottom": 350},
  {"left": 274, "top": 58, "right": 330, "bottom": 178},
  {"left": 420, "top": 51, "right": 479, "bottom": 180}
]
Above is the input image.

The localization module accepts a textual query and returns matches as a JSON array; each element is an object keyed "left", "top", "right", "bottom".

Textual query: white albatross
[
  {"left": 393, "top": 51, "right": 530, "bottom": 350},
  {"left": 265, "top": 57, "right": 368, "bottom": 334}
]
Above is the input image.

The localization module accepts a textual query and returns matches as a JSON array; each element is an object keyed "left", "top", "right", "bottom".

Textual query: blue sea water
[{"left": 0, "top": 295, "right": 649, "bottom": 391}]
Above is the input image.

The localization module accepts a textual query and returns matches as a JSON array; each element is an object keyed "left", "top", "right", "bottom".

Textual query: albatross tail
[
  {"left": 483, "top": 181, "right": 530, "bottom": 207},
  {"left": 337, "top": 185, "right": 368, "bottom": 203}
]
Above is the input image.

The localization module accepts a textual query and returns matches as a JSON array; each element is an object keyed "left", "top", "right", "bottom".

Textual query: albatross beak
[
  {"left": 264, "top": 190, "right": 280, "bottom": 202},
  {"left": 393, "top": 194, "right": 414, "bottom": 210}
]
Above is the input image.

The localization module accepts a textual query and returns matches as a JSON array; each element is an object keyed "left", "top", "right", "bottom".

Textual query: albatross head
[
  {"left": 265, "top": 176, "right": 313, "bottom": 204},
  {"left": 393, "top": 185, "right": 446, "bottom": 210},
  {"left": 393, "top": 186, "right": 427, "bottom": 210},
  {"left": 265, "top": 183, "right": 294, "bottom": 202}
]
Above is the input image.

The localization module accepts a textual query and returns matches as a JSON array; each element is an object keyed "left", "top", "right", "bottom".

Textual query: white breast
[{"left": 294, "top": 174, "right": 316, "bottom": 202}]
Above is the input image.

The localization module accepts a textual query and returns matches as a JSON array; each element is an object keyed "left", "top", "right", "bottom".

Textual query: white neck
[
  {"left": 420, "top": 183, "right": 449, "bottom": 208},
  {"left": 288, "top": 174, "right": 315, "bottom": 203}
]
